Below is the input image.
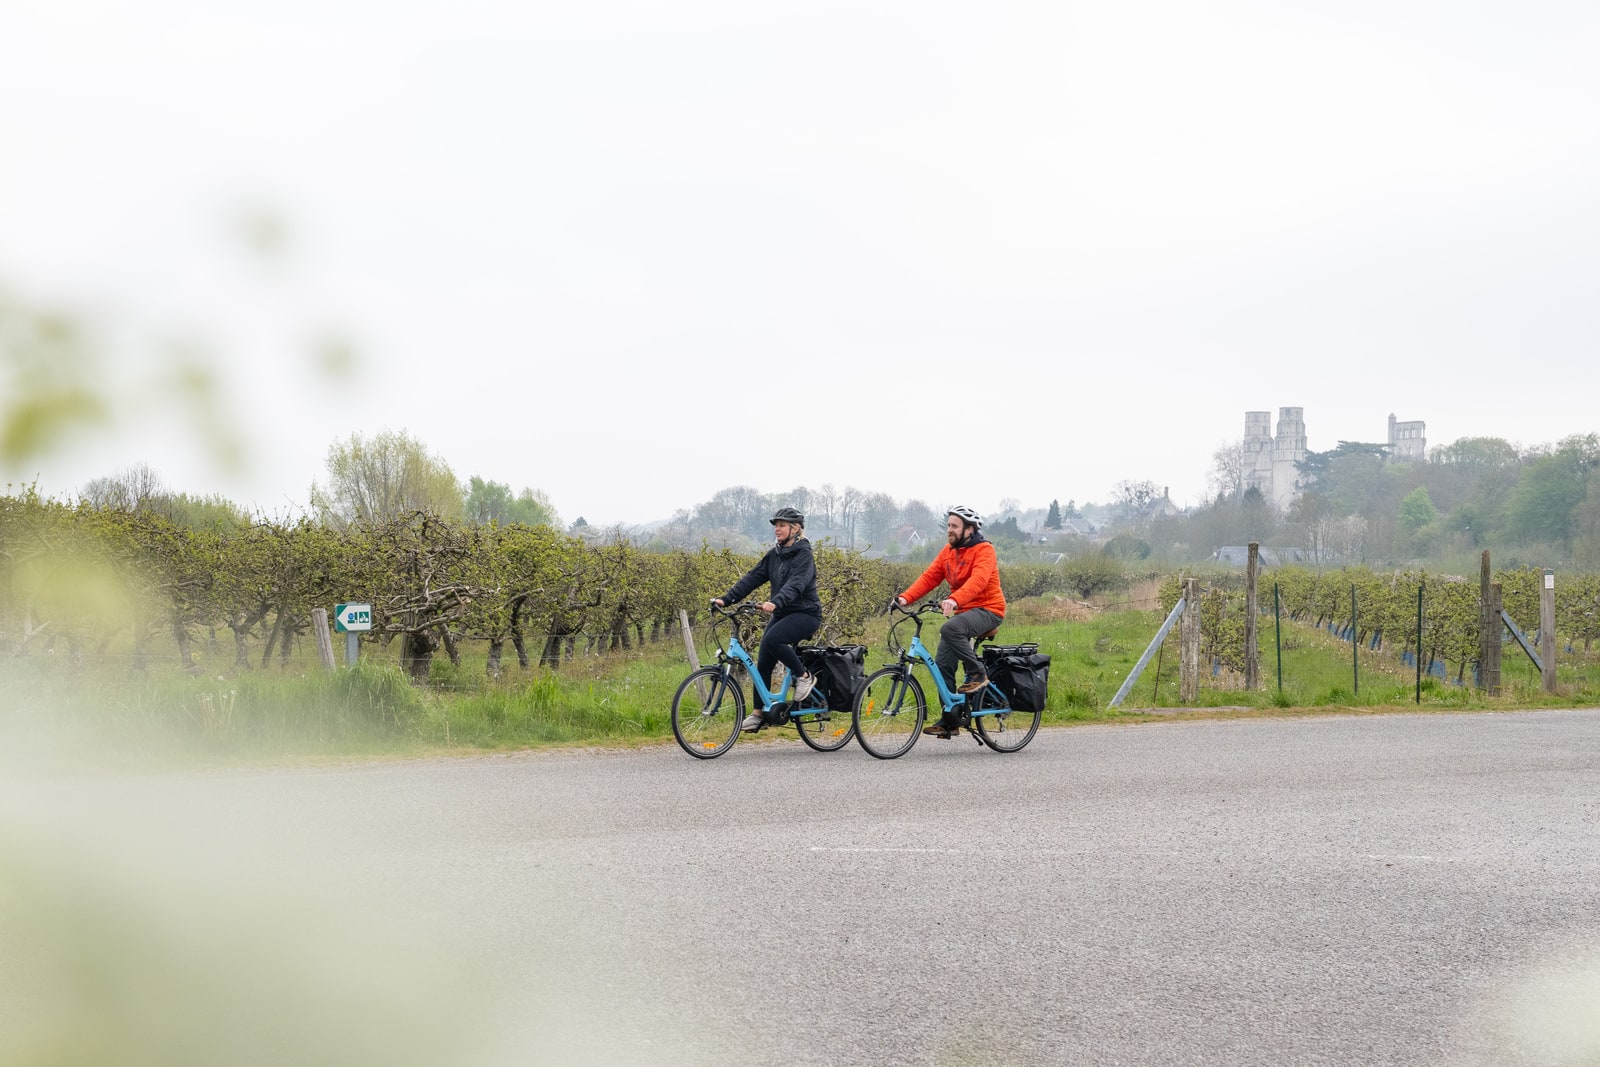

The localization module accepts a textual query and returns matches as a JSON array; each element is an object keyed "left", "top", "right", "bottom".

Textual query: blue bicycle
[
  {"left": 670, "top": 603, "right": 856, "bottom": 759},
  {"left": 852, "top": 600, "right": 1042, "bottom": 759}
]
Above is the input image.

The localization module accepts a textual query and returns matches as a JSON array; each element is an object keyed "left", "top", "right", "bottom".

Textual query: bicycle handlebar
[
  {"left": 888, "top": 599, "right": 945, "bottom": 618},
  {"left": 707, "top": 601, "right": 767, "bottom": 649},
  {"left": 883, "top": 598, "right": 945, "bottom": 655},
  {"left": 710, "top": 601, "right": 765, "bottom": 619}
]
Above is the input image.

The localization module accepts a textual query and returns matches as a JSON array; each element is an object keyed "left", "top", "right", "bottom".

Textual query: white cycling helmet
[{"left": 946, "top": 505, "right": 982, "bottom": 529}]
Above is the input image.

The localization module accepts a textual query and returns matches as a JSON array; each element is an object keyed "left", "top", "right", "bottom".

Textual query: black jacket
[{"left": 720, "top": 537, "right": 822, "bottom": 619}]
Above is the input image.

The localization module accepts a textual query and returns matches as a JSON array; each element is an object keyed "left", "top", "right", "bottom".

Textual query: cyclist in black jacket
[{"left": 713, "top": 506, "right": 822, "bottom": 731}]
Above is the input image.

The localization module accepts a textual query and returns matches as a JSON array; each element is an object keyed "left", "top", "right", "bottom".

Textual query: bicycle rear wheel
[
  {"left": 853, "top": 668, "right": 926, "bottom": 760},
  {"left": 795, "top": 698, "right": 855, "bottom": 752},
  {"left": 974, "top": 686, "right": 1041, "bottom": 753},
  {"left": 671, "top": 667, "right": 745, "bottom": 758}
]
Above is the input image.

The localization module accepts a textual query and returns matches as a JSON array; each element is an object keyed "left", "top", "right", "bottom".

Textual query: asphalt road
[{"left": 4, "top": 710, "right": 1599, "bottom": 1065}]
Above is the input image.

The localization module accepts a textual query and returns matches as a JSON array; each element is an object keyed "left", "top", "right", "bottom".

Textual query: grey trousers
[{"left": 936, "top": 607, "right": 1003, "bottom": 691}]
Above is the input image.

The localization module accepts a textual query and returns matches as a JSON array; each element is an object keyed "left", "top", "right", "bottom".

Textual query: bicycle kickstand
[{"left": 960, "top": 713, "right": 982, "bottom": 745}]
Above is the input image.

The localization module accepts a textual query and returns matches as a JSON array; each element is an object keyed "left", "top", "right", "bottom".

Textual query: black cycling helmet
[{"left": 769, "top": 506, "right": 805, "bottom": 526}]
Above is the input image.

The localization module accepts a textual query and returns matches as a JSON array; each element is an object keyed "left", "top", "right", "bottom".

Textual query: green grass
[{"left": 6, "top": 599, "right": 1599, "bottom": 768}]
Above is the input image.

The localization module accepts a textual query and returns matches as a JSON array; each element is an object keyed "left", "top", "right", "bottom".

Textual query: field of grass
[{"left": 6, "top": 595, "right": 1599, "bottom": 769}]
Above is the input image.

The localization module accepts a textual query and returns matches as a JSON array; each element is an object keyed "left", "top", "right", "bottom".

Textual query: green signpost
[{"left": 334, "top": 602, "right": 371, "bottom": 665}]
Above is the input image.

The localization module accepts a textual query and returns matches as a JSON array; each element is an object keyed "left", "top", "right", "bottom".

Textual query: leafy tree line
[
  {"left": 2, "top": 487, "right": 1118, "bottom": 682},
  {"left": 578, "top": 427, "right": 1600, "bottom": 573},
  {"left": 646, "top": 487, "right": 1116, "bottom": 568},
  {"left": 1173, "top": 434, "right": 1600, "bottom": 567},
  {"left": 80, "top": 432, "right": 1064, "bottom": 566},
  {"left": 1159, "top": 565, "right": 1600, "bottom": 685},
  {"left": 643, "top": 483, "right": 946, "bottom": 557}
]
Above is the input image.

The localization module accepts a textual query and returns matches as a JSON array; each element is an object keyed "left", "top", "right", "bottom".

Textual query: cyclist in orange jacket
[{"left": 893, "top": 505, "right": 1006, "bottom": 737}]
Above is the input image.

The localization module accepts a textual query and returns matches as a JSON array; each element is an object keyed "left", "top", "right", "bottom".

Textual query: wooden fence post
[
  {"left": 311, "top": 607, "right": 336, "bottom": 671},
  {"left": 1244, "top": 542, "right": 1259, "bottom": 690},
  {"left": 1540, "top": 569, "right": 1557, "bottom": 693},
  {"left": 1478, "top": 579, "right": 1491, "bottom": 697},
  {"left": 1477, "top": 550, "right": 1494, "bottom": 693},
  {"left": 679, "top": 609, "right": 701, "bottom": 672},
  {"left": 680, "top": 609, "right": 707, "bottom": 701},
  {"left": 1179, "top": 577, "right": 1201, "bottom": 704}
]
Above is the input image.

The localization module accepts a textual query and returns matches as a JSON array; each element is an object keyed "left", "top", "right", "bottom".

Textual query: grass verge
[{"left": 5, "top": 598, "right": 1598, "bottom": 768}]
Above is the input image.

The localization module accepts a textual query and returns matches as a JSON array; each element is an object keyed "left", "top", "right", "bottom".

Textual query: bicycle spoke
[
  {"left": 796, "top": 704, "right": 854, "bottom": 752},
  {"left": 854, "top": 668, "right": 925, "bottom": 760},
  {"left": 975, "top": 699, "right": 1041, "bottom": 753},
  {"left": 671, "top": 667, "right": 743, "bottom": 758}
]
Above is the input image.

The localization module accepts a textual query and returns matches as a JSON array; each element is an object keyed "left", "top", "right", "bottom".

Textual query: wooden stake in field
[
  {"left": 311, "top": 607, "right": 336, "bottom": 672},
  {"left": 1478, "top": 551, "right": 1500, "bottom": 695},
  {"left": 1483, "top": 577, "right": 1503, "bottom": 697},
  {"left": 1179, "top": 577, "right": 1201, "bottom": 704},
  {"left": 679, "top": 609, "right": 707, "bottom": 701}
]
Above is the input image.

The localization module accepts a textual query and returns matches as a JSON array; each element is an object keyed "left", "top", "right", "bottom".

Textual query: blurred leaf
[
  {"left": 231, "top": 204, "right": 290, "bottom": 262},
  {"left": 0, "top": 389, "right": 109, "bottom": 466},
  {"left": 1, "top": 287, "right": 111, "bottom": 470},
  {"left": 309, "top": 334, "right": 359, "bottom": 382},
  {"left": 159, "top": 341, "right": 246, "bottom": 475}
]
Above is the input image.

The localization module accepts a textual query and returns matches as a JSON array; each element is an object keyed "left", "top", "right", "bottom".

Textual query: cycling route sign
[{"left": 335, "top": 602, "right": 373, "bottom": 633}]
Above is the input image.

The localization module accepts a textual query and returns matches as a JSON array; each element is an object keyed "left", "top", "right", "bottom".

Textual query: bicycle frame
[
  {"left": 890, "top": 603, "right": 1008, "bottom": 718},
  {"left": 711, "top": 605, "right": 825, "bottom": 716}
]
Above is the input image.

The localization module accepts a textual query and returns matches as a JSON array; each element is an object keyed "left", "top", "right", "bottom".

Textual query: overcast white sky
[{"left": 3, "top": 0, "right": 1598, "bottom": 527}]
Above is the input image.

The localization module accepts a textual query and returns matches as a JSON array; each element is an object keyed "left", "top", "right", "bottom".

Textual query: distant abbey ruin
[
  {"left": 1385, "top": 413, "right": 1426, "bottom": 462},
  {"left": 1243, "top": 408, "right": 1425, "bottom": 510},
  {"left": 1243, "top": 408, "right": 1308, "bottom": 511}
]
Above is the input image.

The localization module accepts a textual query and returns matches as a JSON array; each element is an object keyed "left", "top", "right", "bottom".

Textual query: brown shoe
[
  {"left": 922, "top": 723, "right": 955, "bottom": 738},
  {"left": 957, "top": 674, "right": 988, "bottom": 694}
]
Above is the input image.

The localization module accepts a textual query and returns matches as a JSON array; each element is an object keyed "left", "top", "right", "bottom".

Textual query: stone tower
[
  {"left": 1242, "top": 407, "right": 1307, "bottom": 511},
  {"left": 1386, "top": 413, "right": 1426, "bottom": 462}
]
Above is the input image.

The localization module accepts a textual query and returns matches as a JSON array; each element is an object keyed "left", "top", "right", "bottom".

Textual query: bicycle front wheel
[
  {"left": 853, "top": 668, "right": 926, "bottom": 760},
  {"left": 974, "top": 691, "right": 1041, "bottom": 753},
  {"left": 671, "top": 667, "right": 745, "bottom": 759}
]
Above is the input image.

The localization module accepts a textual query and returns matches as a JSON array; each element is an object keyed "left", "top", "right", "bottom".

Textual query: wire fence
[
  {"left": 1146, "top": 565, "right": 1600, "bottom": 702},
  {"left": 11, "top": 571, "right": 1594, "bottom": 705}
]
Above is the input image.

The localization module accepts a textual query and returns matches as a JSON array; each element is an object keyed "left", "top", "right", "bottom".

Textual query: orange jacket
[{"left": 900, "top": 534, "right": 1006, "bottom": 618}]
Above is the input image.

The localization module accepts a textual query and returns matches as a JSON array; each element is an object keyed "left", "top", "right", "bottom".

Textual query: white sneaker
[
  {"left": 741, "top": 712, "right": 764, "bottom": 732},
  {"left": 793, "top": 673, "right": 817, "bottom": 701}
]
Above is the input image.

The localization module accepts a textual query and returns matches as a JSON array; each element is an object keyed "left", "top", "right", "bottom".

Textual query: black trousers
[
  {"left": 757, "top": 612, "right": 821, "bottom": 700},
  {"left": 936, "top": 607, "right": 1003, "bottom": 691}
]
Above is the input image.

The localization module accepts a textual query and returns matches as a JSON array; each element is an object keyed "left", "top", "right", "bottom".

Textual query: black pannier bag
[
  {"left": 798, "top": 644, "right": 868, "bottom": 712},
  {"left": 981, "top": 643, "right": 1052, "bottom": 713}
]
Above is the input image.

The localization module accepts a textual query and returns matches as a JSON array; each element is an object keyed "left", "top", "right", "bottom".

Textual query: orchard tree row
[
  {"left": 2, "top": 488, "right": 1099, "bottom": 682},
  {"left": 1, "top": 488, "right": 888, "bottom": 679},
  {"left": 1160, "top": 565, "right": 1600, "bottom": 684}
]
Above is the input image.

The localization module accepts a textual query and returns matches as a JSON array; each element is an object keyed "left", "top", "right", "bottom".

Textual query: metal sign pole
[
  {"left": 1274, "top": 582, "right": 1283, "bottom": 692},
  {"left": 1415, "top": 582, "right": 1424, "bottom": 704},
  {"left": 1351, "top": 584, "right": 1359, "bottom": 697}
]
